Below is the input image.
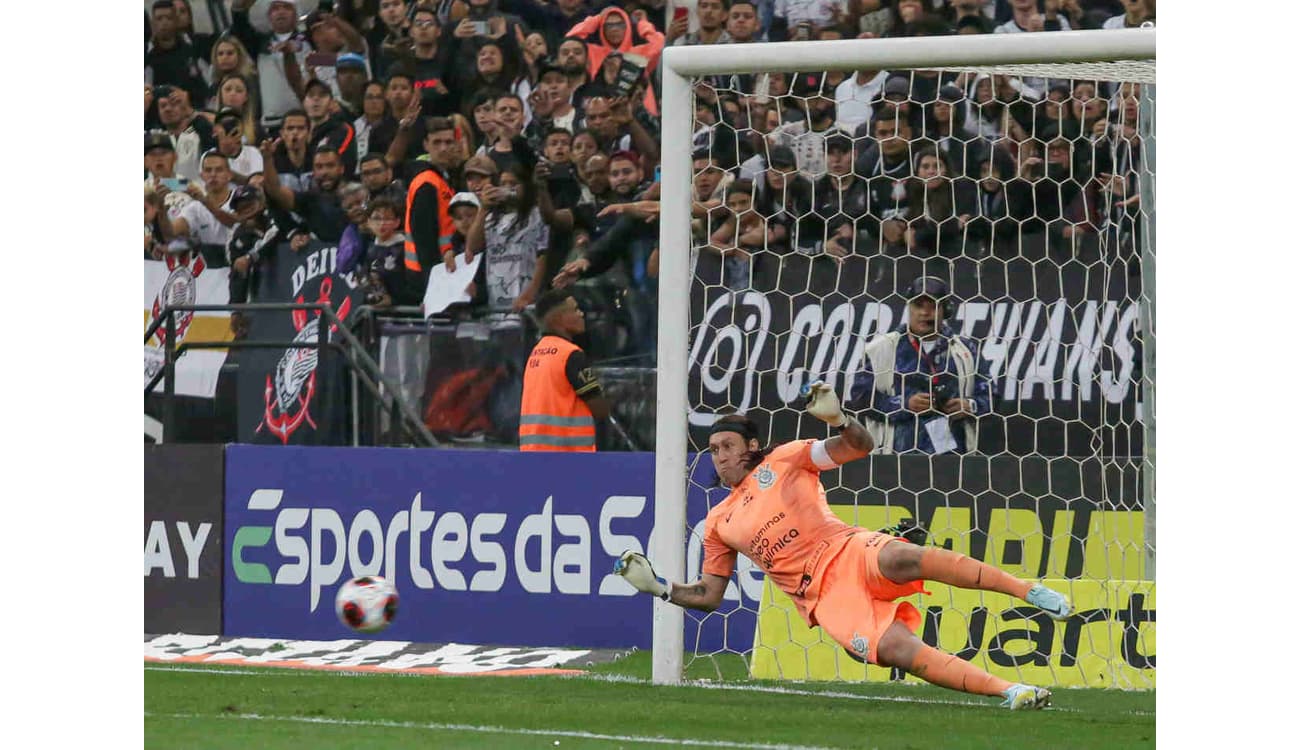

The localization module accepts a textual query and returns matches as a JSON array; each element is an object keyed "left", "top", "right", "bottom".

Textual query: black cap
[
  {"left": 145, "top": 131, "right": 174, "bottom": 154},
  {"left": 767, "top": 145, "right": 797, "bottom": 170},
  {"left": 883, "top": 75, "right": 911, "bottom": 99},
  {"left": 153, "top": 84, "right": 177, "bottom": 99},
  {"left": 905, "top": 276, "right": 952, "bottom": 310},
  {"left": 230, "top": 184, "right": 262, "bottom": 208}
]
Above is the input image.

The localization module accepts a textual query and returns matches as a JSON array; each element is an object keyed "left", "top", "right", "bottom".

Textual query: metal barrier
[{"left": 144, "top": 303, "right": 437, "bottom": 447}]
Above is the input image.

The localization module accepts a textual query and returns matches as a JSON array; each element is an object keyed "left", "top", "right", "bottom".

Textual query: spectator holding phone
[
  {"left": 214, "top": 73, "right": 264, "bottom": 144},
  {"left": 229, "top": 0, "right": 313, "bottom": 131},
  {"left": 846, "top": 276, "right": 994, "bottom": 455},
  {"left": 213, "top": 112, "right": 264, "bottom": 183},
  {"left": 566, "top": 6, "right": 665, "bottom": 84},
  {"left": 466, "top": 161, "right": 551, "bottom": 334},
  {"left": 172, "top": 151, "right": 240, "bottom": 254},
  {"left": 368, "top": 0, "right": 413, "bottom": 80},
  {"left": 145, "top": 131, "right": 197, "bottom": 221}
]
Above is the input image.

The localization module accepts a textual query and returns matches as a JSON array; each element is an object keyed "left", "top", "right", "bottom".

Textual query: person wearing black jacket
[
  {"left": 226, "top": 185, "right": 303, "bottom": 309},
  {"left": 303, "top": 78, "right": 360, "bottom": 177},
  {"left": 145, "top": 1, "right": 207, "bottom": 106}
]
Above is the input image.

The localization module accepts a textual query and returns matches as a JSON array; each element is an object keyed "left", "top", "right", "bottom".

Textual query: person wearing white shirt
[
  {"left": 835, "top": 70, "right": 889, "bottom": 132},
  {"left": 993, "top": 0, "right": 1070, "bottom": 33},
  {"left": 173, "top": 151, "right": 239, "bottom": 251}
]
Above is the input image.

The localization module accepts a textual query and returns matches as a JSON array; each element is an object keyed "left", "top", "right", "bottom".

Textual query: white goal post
[{"left": 652, "top": 28, "right": 1157, "bottom": 686}]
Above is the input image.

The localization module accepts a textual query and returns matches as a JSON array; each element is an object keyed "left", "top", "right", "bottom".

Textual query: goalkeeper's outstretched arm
[
  {"left": 614, "top": 551, "right": 729, "bottom": 611},
  {"left": 803, "top": 381, "right": 874, "bottom": 463}
]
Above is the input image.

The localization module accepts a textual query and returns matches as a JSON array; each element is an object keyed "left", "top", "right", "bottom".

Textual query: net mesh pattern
[{"left": 676, "top": 60, "right": 1154, "bottom": 689}]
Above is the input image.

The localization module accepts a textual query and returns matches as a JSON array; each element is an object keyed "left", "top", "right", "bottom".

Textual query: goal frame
[{"left": 652, "top": 28, "right": 1158, "bottom": 685}]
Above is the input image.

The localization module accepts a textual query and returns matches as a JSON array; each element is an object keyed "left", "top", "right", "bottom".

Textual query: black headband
[{"left": 709, "top": 419, "right": 758, "bottom": 443}]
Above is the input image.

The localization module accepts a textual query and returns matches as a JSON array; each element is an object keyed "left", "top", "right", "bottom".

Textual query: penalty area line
[{"left": 144, "top": 712, "right": 841, "bottom": 750}]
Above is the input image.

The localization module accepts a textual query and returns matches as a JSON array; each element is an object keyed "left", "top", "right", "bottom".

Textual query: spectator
[
  {"left": 156, "top": 85, "right": 217, "bottom": 183},
  {"left": 924, "top": 83, "right": 987, "bottom": 178},
  {"left": 606, "top": 150, "right": 647, "bottom": 205},
  {"left": 856, "top": 109, "right": 915, "bottom": 252},
  {"left": 144, "top": 186, "right": 173, "bottom": 260},
  {"left": 902, "top": 148, "right": 979, "bottom": 258},
  {"left": 463, "top": 154, "right": 501, "bottom": 198},
  {"left": 205, "top": 36, "right": 258, "bottom": 112},
  {"left": 172, "top": 151, "right": 239, "bottom": 253},
  {"left": 670, "top": 0, "right": 733, "bottom": 46},
  {"left": 1062, "top": 80, "right": 1107, "bottom": 141},
  {"left": 690, "top": 148, "right": 730, "bottom": 243},
  {"left": 583, "top": 96, "right": 658, "bottom": 162},
  {"left": 466, "top": 161, "right": 552, "bottom": 325},
  {"left": 381, "top": 71, "right": 432, "bottom": 161},
  {"left": 566, "top": 6, "right": 666, "bottom": 81},
  {"left": 499, "top": 0, "right": 594, "bottom": 53},
  {"left": 768, "top": 87, "right": 846, "bottom": 179},
  {"left": 798, "top": 133, "right": 870, "bottom": 258},
  {"left": 836, "top": 65, "right": 890, "bottom": 133},
  {"left": 478, "top": 93, "right": 534, "bottom": 174},
  {"left": 213, "top": 112, "right": 264, "bottom": 182},
  {"left": 358, "top": 152, "right": 407, "bottom": 204},
  {"left": 302, "top": 78, "right": 360, "bottom": 177},
  {"left": 525, "top": 58, "right": 580, "bottom": 143},
  {"left": 171, "top": 0, "right": 217, "bottom": 63},
  {"left": 230, "top": 0, "right": 312, "bottom": 131},
  {"left": 301, "top": 10, "right": 370, "bottom": 102},
  {"left": 705, "top": 179, "right": 763, "bottom": 291},
  {"left": 846, "top": 276, "right": 994, "bottom": 455},
  {"left": 359, "top": 197, "right": 409, "bottom": 308},
  {"left": 226, "top": 184, "right": 302, "bottom": 308},
  {"left": 578, "top": 152, "right": 614, "bottom": 206},
  {"left": 1005, "top": 131, "right": 1096, "bottom": 254},
  {"left": 744, "top": 145, "right": 809, "bottom": 258},
  {"left": 354, "top": 80, "right": 396, "bottom": 157},
  {"left": 267, "top": 108, "right": 315, "bottom": 192},
  {"left": 335, "top": 53, "right": 371, "bottom": 119},
  {"left": 995, "top": 0, "right": 1071, "bottom": 33},
  {"left": 725, "top": 0, "right": 762, "bottom": 44},
  {"left": 447, "top": 191, "right": 482, "bottom": 260},
  {"left": 771, "top": 0, "right": 854, "bottom": 41},
  {"left": 146, "top": 0, "right": 207, "bottom": 105},
  {"left": 259, "top": 140, "right": 351, "bottom": 242},
  {"left": 464, "top": 41, "right": 534, "bottom": 124},
  {"left": 967, "top": 150, "right": 1016, "bottom": 256},
  {"left": 369, "top": 0, "right": 413, "bottom": 80},
  {"left": 397, "top": 5, "right": 461, "bottom": 118},
  {"left": 214, "top": 73, "right": 264, "bottom": 144},
  {"left": 1103, "top": 0, "right": 1153, "bottom": 29},
  {"left": 570, "top": 130, "right": 600, "bottom": 171},
  {"left": 145, "top": 131, "right": 197, "bottom": 222}
]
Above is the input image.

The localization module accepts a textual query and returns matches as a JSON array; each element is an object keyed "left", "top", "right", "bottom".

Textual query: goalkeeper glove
[
  {"left": 613, "top": 551, "right": 672, "bottom": 601},
  {"left": 801, "top": 380, "right": 846, "bottom": 428}
]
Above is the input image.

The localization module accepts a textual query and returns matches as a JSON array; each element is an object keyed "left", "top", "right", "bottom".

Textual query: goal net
[{"left": 652, "top": 29, "right": 1156, "bottom": 690}]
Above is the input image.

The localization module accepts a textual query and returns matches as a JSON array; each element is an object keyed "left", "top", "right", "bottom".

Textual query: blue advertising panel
[{"left": 223, "top": 446, "right": 759, "bottom": 651}]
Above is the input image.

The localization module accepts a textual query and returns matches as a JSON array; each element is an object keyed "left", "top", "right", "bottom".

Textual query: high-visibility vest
[
  {"left": 519, "top": 335, "right": 597, "bottom": 452},
  {"left": 403, "top": 167, "right": 455, "bottom": 272}
]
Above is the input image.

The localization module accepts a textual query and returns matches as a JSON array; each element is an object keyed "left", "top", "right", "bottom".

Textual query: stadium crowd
[{"left": 144, "top": 0, "right": 1153, "bottom": 442}]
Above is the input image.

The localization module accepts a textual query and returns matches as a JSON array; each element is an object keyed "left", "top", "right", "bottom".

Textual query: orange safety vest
[
  {"left": 403, "top": 167, "right": 456, "bottom": 272},
  {"left": 519, "top": 335, "right": 597, "bottom": 452}
]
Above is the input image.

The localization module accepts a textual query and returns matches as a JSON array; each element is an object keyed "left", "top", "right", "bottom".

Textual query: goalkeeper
[{"left": 615, "top": 382, "right": 1072, "bottom": 710}]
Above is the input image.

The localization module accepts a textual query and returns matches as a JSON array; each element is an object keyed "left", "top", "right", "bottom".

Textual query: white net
[{"left": 675, "top": 58, "right": 1154, "bottom": 689}]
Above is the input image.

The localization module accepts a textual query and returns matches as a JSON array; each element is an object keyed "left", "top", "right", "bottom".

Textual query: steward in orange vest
[{"left": 519, "top": 289, "right": 611, "bottom": 452}]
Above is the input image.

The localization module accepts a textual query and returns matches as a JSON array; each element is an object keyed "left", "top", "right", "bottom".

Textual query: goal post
[{"left": 654, "top": 28, "right": 1157, "bottom": 686}]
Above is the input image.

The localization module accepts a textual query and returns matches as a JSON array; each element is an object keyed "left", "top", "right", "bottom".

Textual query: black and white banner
[
  {"left": 236, "top": 241, "right": 365, "bottom": 445},
  {"left": 688, "top": 251, "right": 1146, "bottom": 456}
]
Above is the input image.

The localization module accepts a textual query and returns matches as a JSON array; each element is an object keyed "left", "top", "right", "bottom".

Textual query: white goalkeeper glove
[
  {"left": 613, "top": 551, "right": 672, "bottom": 601},
  {"left": 801, "top": 380, "right": 846, "bottom": 427}
]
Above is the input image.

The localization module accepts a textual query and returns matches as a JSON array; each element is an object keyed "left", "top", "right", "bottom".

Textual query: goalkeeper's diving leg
[{"left": 872, "top": 538, "right": 1071, "bottom": 709}]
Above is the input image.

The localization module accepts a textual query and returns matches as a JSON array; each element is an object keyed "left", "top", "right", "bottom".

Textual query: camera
[{"left": 931, "top": 380, "right": 956, "bottom": 411}]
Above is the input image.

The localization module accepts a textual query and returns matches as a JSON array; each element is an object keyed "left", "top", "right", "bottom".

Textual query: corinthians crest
[
  {"left": 145, "top": 253, "right": 207, "bottom": 382},
  {"left": 257, "top": 276, "right": 353, "bottom": 444},
  {"left": 755, "top": 463, "right": 776, "bottom": 489}
]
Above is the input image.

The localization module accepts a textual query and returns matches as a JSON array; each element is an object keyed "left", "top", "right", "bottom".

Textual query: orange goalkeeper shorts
[{"left": 810, "top": 530, "right": 926, "bottom": 665}]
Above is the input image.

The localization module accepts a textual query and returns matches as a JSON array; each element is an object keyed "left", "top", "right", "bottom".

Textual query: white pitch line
[
  {"left": 144, "top": 665, "right": 1154, "bottom": 717},
  {"left": 144, "top": 712, "right": 841, "bottom": 750}
]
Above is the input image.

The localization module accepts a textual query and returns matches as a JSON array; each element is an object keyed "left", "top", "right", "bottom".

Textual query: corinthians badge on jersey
[
  {"left": 755, "top": 464, "right": 776, "bottom": 489},
  {"left": 257, "top": 276, "right": 353, "bottom": 444}
]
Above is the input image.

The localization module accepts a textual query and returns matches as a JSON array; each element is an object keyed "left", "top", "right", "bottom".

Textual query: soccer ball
[{"left": 334, "top": 576, "right": 399, "bottom": 634}]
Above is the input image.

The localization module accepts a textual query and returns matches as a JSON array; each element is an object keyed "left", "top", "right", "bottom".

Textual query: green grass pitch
[{"left": 144, "top": 651, "right": 1155, "bottom": 749}]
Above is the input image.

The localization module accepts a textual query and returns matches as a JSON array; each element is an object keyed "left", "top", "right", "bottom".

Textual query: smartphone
[
  {"left": 673, "top": 7, "right": 688, "bottom": 22},
  {"left": 161, "top": 177, "right": 188, "bottom": 191},
  {"left": 548, "top": 163, "right": 575, "bottom": 181},
  {"left": 306, "top": 51, "right": 337, "bottom": 67},
  {"left": 653, "top": 165, "right": 661, "bottom": 183},
  {"left": 471, "top": 20, "right": 490, "bottom": 35}
]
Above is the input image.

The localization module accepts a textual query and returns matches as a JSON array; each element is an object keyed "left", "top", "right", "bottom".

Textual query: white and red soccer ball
[{"left": 334, "top": 576, "right": 399, "bottom": 634}]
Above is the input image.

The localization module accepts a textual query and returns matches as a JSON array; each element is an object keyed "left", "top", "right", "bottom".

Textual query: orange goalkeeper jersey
[{"left": 701, "top": 439, "right": 859, "bottom": 626}]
